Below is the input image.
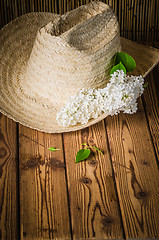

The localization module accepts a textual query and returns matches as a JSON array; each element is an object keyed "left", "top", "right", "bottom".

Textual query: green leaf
[
  {"left": 92, "top": 146, "right": 104, "bottom": 155},
  {"left": 115, "top": 52, "right": 136, "bottom": 72},
  {"left": 48, "top": 147, "right": 60, "bottom": 152},
  {"left": 75, "top": 149, "right": 90, "bottom": 163},
  {"left": 81, "top": 143, "right": 87, "bottom": 146},
  {"left": 143, "top": 82, "right": 148, "bottom": 88},
  {"left": 110, "top": 62, "right": 126, "bottom": 75}
]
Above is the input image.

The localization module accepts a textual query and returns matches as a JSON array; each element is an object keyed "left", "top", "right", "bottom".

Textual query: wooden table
[{"left": 0, "top": 56, "right": 159, "bottom": 240}]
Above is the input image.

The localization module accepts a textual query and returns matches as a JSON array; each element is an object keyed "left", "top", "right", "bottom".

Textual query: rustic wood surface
[
  {"left": 63, "top": 123, "right": 124, "bottom": 239},
  {"left": 105, "top": 99, "right": 159, "bottom": 239},
  {"left": 19, "top": 127, "right": 71, "bottom": 239},
  {"left": 0, "top": 62, "right": 158, "bottom": 240},
  {"left": 0, "top": 115, "right": 18, "bottom": 240},
  {"left": 0, "top": 0, "right": 159, "bottom": 239}
]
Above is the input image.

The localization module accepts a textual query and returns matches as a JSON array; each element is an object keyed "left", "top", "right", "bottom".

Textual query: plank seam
[
  {"left": 141, "top": 94, "right": 159, "bottom": 167},
  {"left": 103, "top": 120, "right": 126, "bottom": 240},
  {"left": 16, "top": 123, "right": 21, "bottom": 240},
  {"left": 61, "top": 133, "right": 73, "bottom": 240}
]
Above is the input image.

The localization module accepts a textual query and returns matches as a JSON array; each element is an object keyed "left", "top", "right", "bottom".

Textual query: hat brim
[{"left": 0, "top": 12, "right": 159, "bottom": 133}]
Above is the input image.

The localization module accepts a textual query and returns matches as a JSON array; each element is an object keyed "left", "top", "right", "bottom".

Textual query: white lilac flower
[{"left": 56, "top": 70, "right": 144, "bottom": 127}]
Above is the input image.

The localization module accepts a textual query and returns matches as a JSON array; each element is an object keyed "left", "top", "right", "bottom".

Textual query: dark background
[{"left": 0, "top": 0, "right": 159, "bottom": 42}]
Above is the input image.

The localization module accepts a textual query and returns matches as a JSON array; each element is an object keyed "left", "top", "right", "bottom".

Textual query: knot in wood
[
  {"left": 0, "top": 147, "right": 7, "bottom": 158},
  {"left": 128, "top": 149, "right": 134, "bottom": 154},
  {"left": 136, "top": 191, "right": 147, "bottom": 199},
  {"left": 101, "top": 216, "right": 113, "bottom": 229},
  {"left": 142, "top": 161, "right": 150, "bottom": 166},
  {"left": 79, "top": 177, "right": 92, "bottom": 184},
  {"left": 88, "top": 159, "right": 98, "bottom": 166},
  {"left": 88, "top": 138, "right": 95, "bottom": 145}
]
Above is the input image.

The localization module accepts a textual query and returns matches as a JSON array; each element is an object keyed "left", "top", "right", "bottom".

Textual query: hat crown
[
  {"left": 50, "top": 1, "right": 110, "bottom": 37},
  {"left": 21, "top": 1, "right": 121, "bottom": 108}
]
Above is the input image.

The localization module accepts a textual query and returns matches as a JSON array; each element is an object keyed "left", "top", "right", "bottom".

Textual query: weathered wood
[
  {"left": 63, "top": 121, "right": 124, "bottom": 239},
  {"left": 19, "top": 126, "right": 71, "bottom": 239},
  {"left": 105, "top": 99, "right": 159, "bottom": 239},
  {"left": 142, "top": 65, "right": 159, "bottom": 161},
  {"left": 141, "top": 42, "right": 159, "bottom": 161},
  {"left": 0, "top": 114, "right": 18, "bottom": 240}
]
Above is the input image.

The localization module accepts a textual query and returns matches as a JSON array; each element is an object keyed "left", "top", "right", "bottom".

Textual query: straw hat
[{"left": 0, "top": 1, "right": 158, "bottom": 133}]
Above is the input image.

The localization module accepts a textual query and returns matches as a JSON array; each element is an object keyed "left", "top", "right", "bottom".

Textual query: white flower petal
[{"left": 56, "top": 70, "right": 144, "bottom": 126}]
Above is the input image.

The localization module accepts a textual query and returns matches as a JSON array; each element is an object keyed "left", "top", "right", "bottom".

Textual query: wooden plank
[
  {"left": 63, "top": 121, "right": 124, "bottom": 240},
  {"left": 19, "top": 126, "right": 71, "bottom": 239},
  {"left": 0, "top": 114, "right": 19, "bottom": 240},
  {"left": 142, "top": 42, "right": 159, "bottom": 161},
  {"left": 142, "top": 65, "right": 159, "bottom": 161},
  {"left": 105, "top": 99, "right": 159, "bottom": 239}
]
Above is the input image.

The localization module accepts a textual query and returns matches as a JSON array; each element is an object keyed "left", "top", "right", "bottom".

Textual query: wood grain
[
  {"left": 0, "top": 114, "right": 18, "bottom": 240},
  {"left": 19, "top": 126, "right": 71, "bottom": 239},
  {"left": 141, "top": 42, "right": 159, "bottom": 161},
  {"left": 0, "top": 1, "right": 159, "bottom": 240},
  {"left": 105, "top": 99, "right": 159, "bottom": 239},
  {"left": 63, "top": 121, "right": 124, "bottom": 239},
  {"left": 142, "top": 65, "right": 159, "bottom": 161}
]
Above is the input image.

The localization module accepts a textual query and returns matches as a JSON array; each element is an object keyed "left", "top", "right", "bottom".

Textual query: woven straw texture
[{"left": 0, "top": 1, "right": 159, "bottom": 133}]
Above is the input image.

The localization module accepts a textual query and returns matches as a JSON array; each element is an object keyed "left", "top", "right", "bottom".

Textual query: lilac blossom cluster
[{"left": 57, "top": 70, "right": 144, "bottom": 126}]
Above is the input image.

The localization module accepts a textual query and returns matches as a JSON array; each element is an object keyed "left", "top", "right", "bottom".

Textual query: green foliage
[
  {"left": 75, "top": 149, "right": 91, "bottom": 163},
  {"left": 75, "top": 143, "right": 104, "bottom": 163},
  {"left": 110, "top": 52, "right": 136, "bottom": 76},
  {"left": 115, "top": 52, "right": 136, "bottom": 72},
  {"left": 49, "top": 143, "right": 103, "bottom": 164},
  {"left": 92, "top": 146, "right": 104, "bottom": 155},
  {"left": 48, "top": 147, "right": 60, "bottom": 152},
  {"left": 110, "top": 62, "right": 126, "bottom": 75},
  {"left": 81, "top": 143, "right": 87, "bottom": 146}
]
